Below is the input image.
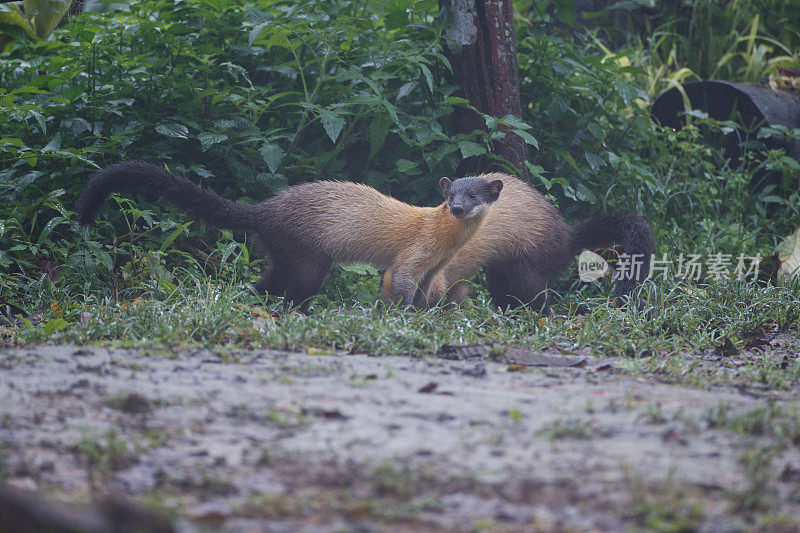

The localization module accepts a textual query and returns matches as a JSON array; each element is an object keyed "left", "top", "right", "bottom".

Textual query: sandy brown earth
[{"left": 1, "top": 343, "right": 799, "bottom": 532}]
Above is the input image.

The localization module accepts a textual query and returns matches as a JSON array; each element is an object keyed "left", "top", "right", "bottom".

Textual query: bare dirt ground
[{"left": 1, "top": 342, "right": 799, "bottom": 532}]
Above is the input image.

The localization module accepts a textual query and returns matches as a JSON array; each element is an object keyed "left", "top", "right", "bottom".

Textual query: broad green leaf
[
  {"left": 396, "top": 159, "right": 417, "bottom": 172},
  {"left": 221, "top": 61, "right": 252, "bottom": 87},
  {"left": 155, "top": 123, "right": 189, "bottom": 139},
  {"left": 512, "top": 128, "right": 538, "bottom": 149},
  {"left": 584, "top": 150, "right": 604, "bottom": 170},
  {"left": 318, "top": 109, "right": 345, "bottom": 143},
  {"left": 385, "top": 8, "right": 409, "bottom": 31},
  {"left": 260, "top": 141, "right": 285, "bottom": 173},
  {"left": 197, "top": 132, "right": 227, "bottom": 151},
  {"left": 197, "top": 0, "right": 225, "bottom": 12},
  {"left": 561, "top": 152, "right": 581, "bottom": 172},
  {"left": 0, "top": 6, "right": 35, "bottom": 40},
  {"left": 0, "top": 250, "right": 11, "bottom": 269},
  {"left": 12, "top": 86, "right": 49, "bottom": 95},
  {"left": 99, "top": 251, "right": 113, "bottom": 271},
  {"left": 368, "top": 117, "right": 389, "bottom": 157},
  {"left": 249, "top": 21, "right": 270, "bottom": 47},
  {"left": 613, "top": 80, "right": 638, "bottom": 107},
  {"left": 574, "top": 182, "right": 597, "bottom": 203},
  {"left": 444, "top": 96, "right": 471, "bottom": 106},
  {"left": 458, "top": 140, "right": 486, "bottom": 158},
  {"left": 382, "top": 100, "right": 402, "bottom": 128},
  {"left": 246, "top": 5, "right": 273, "bottom": 25},
  {"left": 22, "top": 0, "right": 71, "bottom": 39},
  {"left": 420, "top": 63, "right": 433, "bottom": 93},
  {"left": 553, "top": 0, "right": 576, "bottom": 27},
  {"left": 42, "top": 317, "right": 67, "bottom": 336},
  {"left": 396, "top": 81, "right": 416, "bottom": 102},
  {"left": 28, "top": 110, "right": 46, "bottom": 134},
  {"left": 0, "top": 137, "right": 25, "bottom": 148},
  {"left": 42, "top": 132, "right": 61, "bottom": 152},
  {"left": 587, "top": 123, "right": 604, "bottom": 141},
  {"left": 158, "top": 278, "right": 178, "bottom": 294},
  {"left": 219, "top": 241, "right": 238, "bottom": 263},
  {"left": 249, "top": 24, "right": 292, "bottom": 49},
  {"left": 499, "top": 114, "right": 531, "bottom": 130},
  {"left": 37, "top": 215, "right": 64, "bottom": 244}
]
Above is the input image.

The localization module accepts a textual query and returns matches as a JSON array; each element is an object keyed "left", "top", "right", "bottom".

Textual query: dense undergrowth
[{"left": 1, "top": 0, "right": 799, "bottom": 359}]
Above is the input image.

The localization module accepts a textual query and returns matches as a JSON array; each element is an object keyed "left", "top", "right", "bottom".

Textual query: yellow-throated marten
[
  {"left": 75, "top": 161, "right": 503, "bottom": 307},
  {"left": 426, "top": 173, "right": 655, "bottom": 311}
]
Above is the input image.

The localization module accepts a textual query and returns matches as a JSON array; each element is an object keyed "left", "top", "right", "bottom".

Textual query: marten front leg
[
  {"left": 427, "top": 271, "right": 470, "bottom": 306},
  {"left": 387, "top": 261, "right": 426, "bottom": 307},
  {"left": 381, "top": 267, "right": 420, "bottom": 306},
  {"left": 380, "top": 268, "right": 394, "bottom": 302},
  {"left": 428, "top": 275, "right": 469, "bottom": 306}
]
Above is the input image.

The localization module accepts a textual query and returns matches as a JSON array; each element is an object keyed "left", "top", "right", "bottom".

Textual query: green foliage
[
  {"left": 0, "top": 0, "right": 472, "bottom": 199},
  {"left": 0, "top": 0, "right": 798, "bottom": 352},
  {"left": 704, "top": 402, "right": 800, "bottom": 449},
  {"left": 521, "top": 0, "right": 800, "bottom": 84},
  {"left": 22, "top": 0, "right": 72, "bottom": 39},
  {"left": 513, "top": 20, "right": 794, "bottom": 264},
  {"left": 643, "top": 118, "right": 800, "bottom": 258},
  {"left": 0, "top": 0, "right": 480, "bottom": 314},
  {"left": 637, "top": 1, "right": 800, "bottom": 83},
  {"left": 74, "top": 429, "right": 136, "bottom": 479},
  {"left": 0, "top": 0, "right": 71, "bottom": 49},
  {"left": 514, "top": 26, "right": 655, "bottom": 214},
  {"left": 625, "top": 470, "right": 707, "bottom": 533}
]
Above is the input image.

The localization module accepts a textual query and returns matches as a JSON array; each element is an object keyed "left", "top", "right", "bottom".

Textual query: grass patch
[
  {"left": 236, "top": 463, "right": 444, "bottom": 525},
  {"left": 3, "top": 270, "right": 798, "bottom": 391},
  {"left": 536, "top": 418, "right": 594, "bottom": 440},
  {"left": 73, "top": 429, "right": 137, "bottom": 483},
  {"left": 728, "top": 446, "right": 778, "bottom": 515},
  {"left": 704, "top": 402, "right": 800, "bottom": 450},
  {"left": 625, "top": 470, "right": 707, "bottom": 532}
]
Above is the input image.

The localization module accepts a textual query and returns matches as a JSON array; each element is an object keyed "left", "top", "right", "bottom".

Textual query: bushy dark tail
[
  {"left": 75, "top": 160, "right": 256, "bottom": 231},
  {"left": 570, "top": 211, "right": 656, "bottom": 299}
]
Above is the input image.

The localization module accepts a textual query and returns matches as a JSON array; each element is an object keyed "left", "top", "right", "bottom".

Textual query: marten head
[{"left": 440, "top": 177, "right": 503, "bottom": 220}]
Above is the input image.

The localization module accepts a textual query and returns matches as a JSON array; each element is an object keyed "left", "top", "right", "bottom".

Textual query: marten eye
[
  {"left": 448, "top": 194, "right": 454, "bottom": 201},
  {"left": 468, "top": 193, "right": 476, "bottom": 200}
]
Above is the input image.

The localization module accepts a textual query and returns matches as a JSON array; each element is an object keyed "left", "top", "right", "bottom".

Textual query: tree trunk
[{"left": 440, "top": 0, "right": 529, "bottom": 178}]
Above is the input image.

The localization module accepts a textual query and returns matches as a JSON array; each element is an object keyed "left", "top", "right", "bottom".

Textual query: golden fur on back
[
  {"left": 254, "top": 179, "right": 493, "bottom": 305},
  {"left": 261, "top": 181, "right": 479, "bottom": 268}
]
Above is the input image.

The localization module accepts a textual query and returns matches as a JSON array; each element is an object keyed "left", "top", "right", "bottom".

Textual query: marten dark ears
[
  {"left": 487, "top": 179, "right": 503, "bottom": 201},
  {"left": 439, "top": 177, "right": 452, "bottom": 194}
]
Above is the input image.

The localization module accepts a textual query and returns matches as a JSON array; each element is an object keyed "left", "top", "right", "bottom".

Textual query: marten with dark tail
[
  {"left": 426, "top": 173, "right": 655, "bottom": 311},
  {"left": 75, "top": 161, "right": 503, "bottom": 307}
]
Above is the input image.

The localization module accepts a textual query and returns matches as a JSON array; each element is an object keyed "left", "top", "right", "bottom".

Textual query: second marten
[
  {"left": 426, "top": 173, "right": 655, "bottom": 311},
  {"left": 75, "top": 161, "right": 503, "bottom": 306}
]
